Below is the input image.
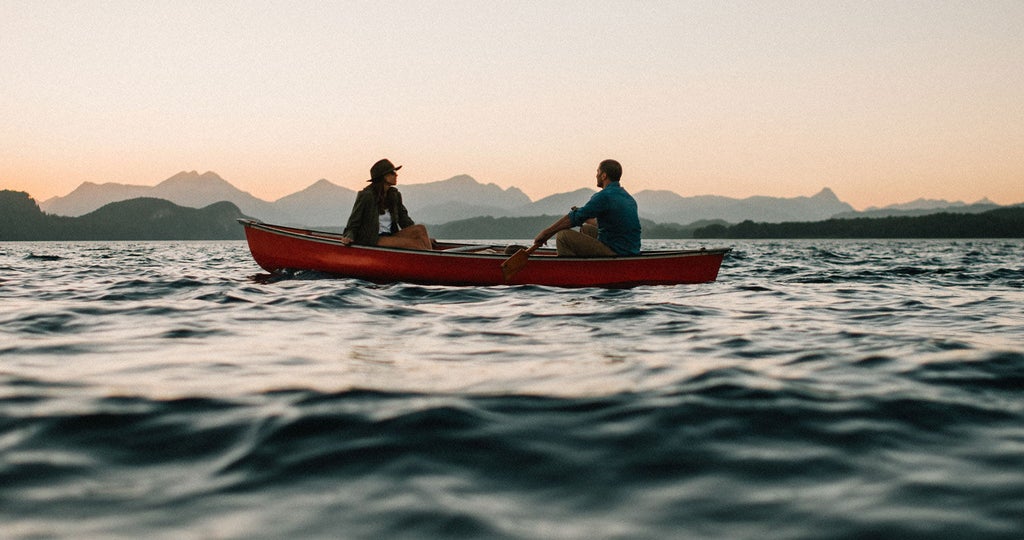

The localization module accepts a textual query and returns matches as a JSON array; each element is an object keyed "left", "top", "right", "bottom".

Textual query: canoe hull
[{"left": 239, "top": 220, "right": 729, "bottom": 288}]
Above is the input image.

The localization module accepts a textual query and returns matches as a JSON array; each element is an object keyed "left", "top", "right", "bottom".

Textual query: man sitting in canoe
[
  {"left": 340, "top": 159, "right": 433, "bottom": 250},
  {"left": 531, "top": 159, "right": 641, "bottom": 257}
]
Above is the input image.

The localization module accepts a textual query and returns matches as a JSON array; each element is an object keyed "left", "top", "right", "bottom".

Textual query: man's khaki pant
[{"left": 555, "top": 224, "right": 616, "bottom": 257}]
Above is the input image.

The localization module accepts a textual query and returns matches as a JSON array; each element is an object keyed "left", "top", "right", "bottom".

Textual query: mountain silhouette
[
  {"left": 400, "top": 175, "right": 533, "bottom": 224},
  {"left": 525, "top": 188, "right": 599, "bottom": 217},
  {"left": 8, "top": 188, "right": 1020, "bottom": 240},
  {"left": 863, "top": 197, "right": 996, "bottom": 212},
  {"left": 43, "top": 171, "right": 281, "bottom": 222},
  {"left": 694, "top": 206, "right": 1024, "bottom": 238},
  {"left": 836, "top": 197, "right": 1001, "bottom": 219},
  {"left": 2, "top": 190, "right": 246, "bottom": 240},
  {"left": 41, "top": 181, "right": 151, "bottom": 216},
  {"left": 635, "top": 188, "right": 852, "bottom": 224},
  {"left": 272, "top": 179, "right": 356, "bottom": 227},
  {"left": 35, "top": 171, "right": 1007, "bottom": 227}
]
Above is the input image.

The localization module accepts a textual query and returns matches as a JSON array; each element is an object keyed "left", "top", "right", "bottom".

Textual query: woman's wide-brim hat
[{"left": 368, "top": 159, "right": 402, "bottom": 181}]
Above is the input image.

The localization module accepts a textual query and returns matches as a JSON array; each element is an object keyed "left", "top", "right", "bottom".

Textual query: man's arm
[{"left": 534, "top": 214, "right": 573, "bottom": 246}]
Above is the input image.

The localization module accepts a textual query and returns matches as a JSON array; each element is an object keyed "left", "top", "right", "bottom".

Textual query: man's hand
[{"left": 535, "top": 214, "right": 573, "bottom": 246}]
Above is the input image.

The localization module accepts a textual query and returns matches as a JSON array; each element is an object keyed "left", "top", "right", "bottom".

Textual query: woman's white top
[{"left": 379, "top": 211, "right": 393, "bottom": 234}]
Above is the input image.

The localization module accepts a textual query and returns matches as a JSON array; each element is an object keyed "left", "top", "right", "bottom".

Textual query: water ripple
[{"left": 1, "top": 239, "right": 1022, "bottom": 539}]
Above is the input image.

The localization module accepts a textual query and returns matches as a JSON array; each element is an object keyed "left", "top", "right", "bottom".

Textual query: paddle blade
[{"left": 501, "top": 246, "right": 535, "bottom": 282}]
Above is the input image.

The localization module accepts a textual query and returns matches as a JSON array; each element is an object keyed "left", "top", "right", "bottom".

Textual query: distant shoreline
[{"left": 2, "top": 190, "right": 1022, "bottom": 241}]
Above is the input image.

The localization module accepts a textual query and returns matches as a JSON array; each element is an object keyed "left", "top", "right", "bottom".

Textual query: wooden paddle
[{"left": 501, "top": 243, "right": 540, "bottom": 282}]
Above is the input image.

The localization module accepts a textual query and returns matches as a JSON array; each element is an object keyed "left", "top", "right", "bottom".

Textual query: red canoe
[{"left": 239, "top": 219, "right": 730, "bottom": 288}]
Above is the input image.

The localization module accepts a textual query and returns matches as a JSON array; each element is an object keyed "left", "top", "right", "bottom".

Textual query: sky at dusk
[{"left": 3, "top": 1, "right": 1022, "bottom": 210}]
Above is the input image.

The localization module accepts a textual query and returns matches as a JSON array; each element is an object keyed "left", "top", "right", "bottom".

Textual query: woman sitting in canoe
[{"left": 340, "top": 159, "right": 433, "bottom": 250}]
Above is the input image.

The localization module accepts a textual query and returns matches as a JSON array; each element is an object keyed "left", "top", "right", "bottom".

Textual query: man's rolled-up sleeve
[{"left": 568, "top": 192, "right": 606, "bottom": 227}]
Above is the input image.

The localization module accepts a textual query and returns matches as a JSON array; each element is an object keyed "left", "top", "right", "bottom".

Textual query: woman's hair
[
  {"left": 599, "top": 160, "right": 622, "bottom": 182},
  {"left": 369, "top": 179, "right": 390, "bottom": 214}
]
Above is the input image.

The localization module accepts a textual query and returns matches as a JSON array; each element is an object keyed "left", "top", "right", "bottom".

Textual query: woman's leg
[{"left": 378, "top": 224, "right": 432, "bottom": 250}]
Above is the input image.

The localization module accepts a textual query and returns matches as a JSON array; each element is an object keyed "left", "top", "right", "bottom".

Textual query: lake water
[{"left": 1, "top": 239, "right": 1022, "bottom": 539}]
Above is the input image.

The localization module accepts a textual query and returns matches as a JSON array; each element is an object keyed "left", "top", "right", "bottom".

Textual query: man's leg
[{"left": 555, "top": 229, "right": 616, "bottom": 257}]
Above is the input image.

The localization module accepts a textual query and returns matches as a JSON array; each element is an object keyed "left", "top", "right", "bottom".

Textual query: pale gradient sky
[{"left": 3, "top": 0, "right": 1022, "bottom": 210}]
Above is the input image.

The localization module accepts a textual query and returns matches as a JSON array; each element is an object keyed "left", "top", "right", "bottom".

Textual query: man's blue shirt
[{"left": 567, "top": 181, "right": 641, "bottom": 255}]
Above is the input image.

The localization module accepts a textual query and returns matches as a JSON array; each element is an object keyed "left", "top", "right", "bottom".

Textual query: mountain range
[
  {"left": 37, "top": 171, "right": 1006, "bottom": 227},
  {"left": 1, "top": 190, "right": 245, "bottom": 240},
  {"left": 6, "top": 189, "right": 1020, "bottom": 241},
  {"left": 832, "top": 199, "right": 1001, "bottom": 219}
]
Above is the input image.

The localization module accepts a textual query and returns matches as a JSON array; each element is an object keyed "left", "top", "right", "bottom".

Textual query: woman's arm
[
  {"left": 393, "top": 190, "right": 415, "bottom": 229},
  {"left": 342, "top": 191, "right": 373, "bottom": 244}
]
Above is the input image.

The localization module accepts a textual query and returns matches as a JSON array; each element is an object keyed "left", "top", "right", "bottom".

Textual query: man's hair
[{"left": 599, "top": 160, "right": 622, "bottom": 182}]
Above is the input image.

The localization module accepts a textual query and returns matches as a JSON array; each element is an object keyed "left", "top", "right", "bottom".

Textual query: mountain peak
[
  {"left": 867, "top": 197, "right": 968, "bottom": 212},
  {"left": 157, "top": 171, "right": 233, "bottom": 192},
  {"left": 168, "top": 170, "right": 198, "bottom": 180},
  {"left": 164, "top": 170, "right": 226, "bottom": 182},
  {"left": 441, "top": 174, "right": 478, "bottom": 185},
  {"left": 812, "top": 187, "right": 839, "bottom": 201},
  {"left": 288, "top": 178, "right": 348, "bottom": 196}
]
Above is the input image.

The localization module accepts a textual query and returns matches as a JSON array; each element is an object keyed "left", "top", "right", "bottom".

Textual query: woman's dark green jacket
[{"left": 342, "top": 186, "right": 415, "bottom": 246}]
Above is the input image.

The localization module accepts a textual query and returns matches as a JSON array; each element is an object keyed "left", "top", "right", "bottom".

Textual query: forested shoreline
[{"left": 2, "top": 190, "right": 1021, "bottom": 240}]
